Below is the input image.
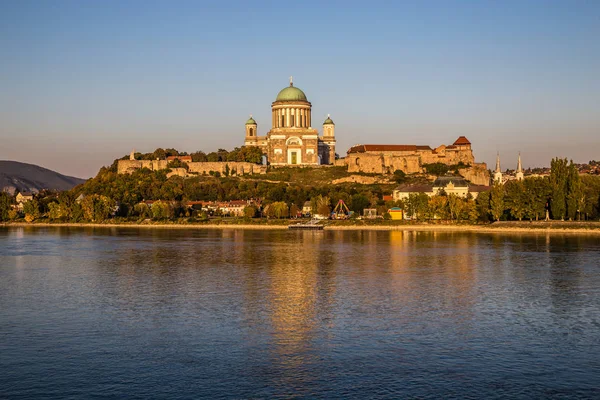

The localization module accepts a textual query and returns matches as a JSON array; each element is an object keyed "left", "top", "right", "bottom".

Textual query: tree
[
  {"left": 406, "top": 193, "right": 429, "bottom": 220},
  {"left": 523, "top": 177, "right": 550, "bottom": 221},
  {"left": 350, "top": 194, "right": 370, "bottom": 214},
  {"left": 312, "top": 195, "right": 331, "bottom": 217},
  {"left": 243, "top": 206, "right": 257, "bottom": 219},
  {"left": 290, "top": 204, "right": 300, "bottom": 218},
  {"left": 428, "top": 195, "right": 448, "bottom": 220},
  {"left": 23, "top": 199, "right": 41, "bottom": 222},
  {"left": 465, "top": 195, "right": 479, "bottom": 222},
  {"left": 190, "top": 151, "right": 208, "bottom": 162},
  {"left": 447, "top": 194, "right": 465, "bottom": 221},
  {"left": 151, "top": 200, "right": 173, "bottom": 220},
  {"left": 81, "top": 195, "right": 115, "bottom": 222},
  {"left": 392, "top": 169, "right": 407, "bottom": 184},
  {"left": 566, "top": 161, "right": 583, "bottom": 220},
  {"left": 549, "top": 157, "right": 568, "bottom": 220},
  {"left": 0, "top": 192, "right": 12, "bottom": 221},
  {"left": 167, "top": 159, "right": 189, "bottom": 170},
  {"left": 152, "top": 148, "right": 167, "bottom": 160},
  {"left": 273, "top": 202, "right": 289, "bottom": 218},
  {"left": 490, "top": 182, "right": 505, "bottom": 221},
  {"left": 423, "top": 163, "right": 449, "bottom": 176},
  {"left": 504, "top": 180, "right": 526, "bottom": 221},
  {"left": 475, "top": 191, "right": 491, "bottom": 222},
  {"left": 134, "top": 203, "right": 152, "bottom": 219}
]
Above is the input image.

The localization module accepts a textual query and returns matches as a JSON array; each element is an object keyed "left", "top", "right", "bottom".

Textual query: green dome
[
  {"left": 323, "top": 115, "right": 334, "bottom": 125},
  {"left": 245, "top": 116, "right": 257, "bottom": 125},
  {"left": 275, "top": 85, "right": 308, "bottom": 102}
]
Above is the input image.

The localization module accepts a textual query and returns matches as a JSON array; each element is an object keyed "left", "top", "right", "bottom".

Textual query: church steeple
[
  {"left": 516, "top": 152, "right": 524, "bottom": 181},
  {"left": 494, "top": 152, "right": 503, "bottom": 184}
]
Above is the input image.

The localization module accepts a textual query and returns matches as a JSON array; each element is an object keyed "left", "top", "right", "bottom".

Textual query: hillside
[{"left": 0, "top": 160, "right": 87, "bottom": 195}]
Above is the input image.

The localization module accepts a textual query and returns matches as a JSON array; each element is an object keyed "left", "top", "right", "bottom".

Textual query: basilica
[{"left": 244, "top": 78, "right": 336, "bottom": 165}]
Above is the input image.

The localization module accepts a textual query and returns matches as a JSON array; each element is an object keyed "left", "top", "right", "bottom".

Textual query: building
[
  {"left": 15, "top": 192, "right": 34, "bottom": 210},
  {"left": 345, "top": 136, "right": 490, "bottom": 186},
  {"left": 244, "top": 77, "right": 336, "bottom": 165},
  {"left": 494, "top": 153, "right": 503, "bottom": 183},
  {"left": 393, "top": 176, "right": 490, "bottom": 201},
  {"left": 515, "top": 153, "right": 524, "bottom": 181}
]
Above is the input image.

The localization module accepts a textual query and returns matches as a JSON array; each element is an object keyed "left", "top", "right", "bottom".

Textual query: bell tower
[
  {"left": 320, "top": 114, "right": 336, "bottom": 165},
  {"left": 244, "top": 115, "right": 258, "bottom": 145}
]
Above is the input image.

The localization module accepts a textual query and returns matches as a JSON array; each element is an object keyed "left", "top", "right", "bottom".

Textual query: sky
[{"left": 1, "top": 0, "right": 599, "bottom": 178}]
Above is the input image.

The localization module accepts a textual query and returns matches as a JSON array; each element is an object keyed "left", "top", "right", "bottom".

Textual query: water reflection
[{"left": 1, "top": 227, "right": 600, "bottom": 398}]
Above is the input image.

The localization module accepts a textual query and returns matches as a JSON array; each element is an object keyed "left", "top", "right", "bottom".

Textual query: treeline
[
  {"left": 3, "top": 157, "right": 600, "bottom": 224},
  {"left": 119, "top": 147, "right": 263, "bottom": 165},
  {"left": 0, "top": 166, "right": 389, "bottom": 222},
  {"left": 398, "top": 158, "right": 600, "bottom": 222}
]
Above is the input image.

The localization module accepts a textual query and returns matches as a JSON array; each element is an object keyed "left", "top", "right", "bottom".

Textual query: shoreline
[{"left": 3, "top": 222, "right": 600, "bottom": 235}]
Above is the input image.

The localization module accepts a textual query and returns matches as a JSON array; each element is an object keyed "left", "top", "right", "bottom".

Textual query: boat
[{"left": 288, "top": 219, "right": 324, "bottom": 230}]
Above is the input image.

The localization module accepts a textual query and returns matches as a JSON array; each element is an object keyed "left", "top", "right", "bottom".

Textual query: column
[{"left": 286, "top": 108, "right": 290, "bottom": 127}]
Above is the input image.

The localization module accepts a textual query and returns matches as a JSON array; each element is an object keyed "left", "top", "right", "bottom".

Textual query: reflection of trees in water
[{"left": 547, "top": 235, "right": 587, "bottom": 316}]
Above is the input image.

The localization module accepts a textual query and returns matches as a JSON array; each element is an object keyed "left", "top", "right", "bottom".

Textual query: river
[{"left": 1, "top": 227, "right": 599, "bottom": 399}]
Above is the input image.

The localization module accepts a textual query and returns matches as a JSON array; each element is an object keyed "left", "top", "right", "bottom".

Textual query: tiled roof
[
  {"left": 348, "top": 144, "right": 418, "bottom": 153},
  {"left": 394, "top": 184, "right": 433, "bottom": 193},
  {"left": 468, "top": 185, "right": 491, "bottom": 193},
  {"left": 433, "top": 176, "right": 469, "bottom": 187},
  {"left": 453, "top": 136, "right": 471, "bottom": 145}
]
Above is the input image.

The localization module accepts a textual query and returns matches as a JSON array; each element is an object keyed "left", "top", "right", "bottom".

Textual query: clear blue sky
[{"left": 1, "top": 0, "right": 599, "bottom": 178}]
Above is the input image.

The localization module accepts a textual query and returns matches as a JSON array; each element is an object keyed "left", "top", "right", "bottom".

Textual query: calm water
[{"left": 1, "top": 227, "right": 599, "bottom": 399}]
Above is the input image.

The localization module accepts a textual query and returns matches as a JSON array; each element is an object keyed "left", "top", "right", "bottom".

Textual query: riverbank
[{"left": 3, "top": 220, "right": 600, "bottom": 234}]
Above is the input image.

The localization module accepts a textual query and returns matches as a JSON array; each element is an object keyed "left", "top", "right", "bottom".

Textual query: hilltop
[{"left": 0, "top": 160, "right": 87, "bottom": 195}]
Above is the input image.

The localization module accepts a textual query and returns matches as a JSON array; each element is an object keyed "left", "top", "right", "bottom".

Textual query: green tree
[
  {"left": 392, "top": 169, "right": 406, "bottom": 184},
  {"left": 0, "top": 192, "right": 12, "bottom": 221},
  {"left": 447, "top": 194, "right": 465, "bottom": 221},
  {"left": 566, "top": 161, "right": 584, "bottom": 220},
  {"left": 190, "top": 151, "right": 208, "bottom": 162},
  {"left": 350, "top": 193, "right": 370, "bottom": 214},
  {"left": 81, "top": 195, "right": 115, "bottom": 222},
  {"left": 490, "top": 182, "right": 505, "bottom": 221},
  {"left": 23, "top": 199, "right": 41, "bottom": 222},
  {"left": 523, "top": 177, "right": 550, "bottom": 221},
  {"left": 312, "top": 195, "right": 331, "bottom": 217},
  {"left": 134, "top": 203, "right": 152, "bottom": 219},
  {"left": 423, "top": 163, "right": 449, "bottom": 176},
  {"left": 151, "top": 200, "right": 173, "bottom": 220},
  {"left": 504, "top": 180, "right": 527, "bottom": 221},
  {"left": 406, "top": 193, "right": 429, "bottom": 220},
  {"left": 428, "top": 195, "right": 448, "bottom": 220},
  {"left": 549, "top": 157, "right": 568, "bottom": 220},
  {"left": 243, "top": 205, "right": 257, "bottom": 219},
  {"left": 271, "top": 202, "right": 289, "bottom": 218}
]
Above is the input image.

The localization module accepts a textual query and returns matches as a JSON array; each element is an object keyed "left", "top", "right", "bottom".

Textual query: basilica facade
[{"left": 244, "top": 79, "right": 336, "bottom": 165}]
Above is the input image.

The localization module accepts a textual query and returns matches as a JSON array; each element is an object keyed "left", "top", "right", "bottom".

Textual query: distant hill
[{"left": 0, "top": 160, "right": 87, "bottom": 195}]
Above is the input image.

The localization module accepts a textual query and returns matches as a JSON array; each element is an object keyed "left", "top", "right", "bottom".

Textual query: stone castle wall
[
  {"left": 346, "top": 148, "right": 476, "bottom": 175},
  {"left": 117, "top": 160, "right": 266, "bottom": 176}
]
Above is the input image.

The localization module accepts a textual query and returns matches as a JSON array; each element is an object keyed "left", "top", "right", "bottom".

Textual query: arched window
[{"left": 249, "top": 128, "right": 254, "bottom": 136}]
